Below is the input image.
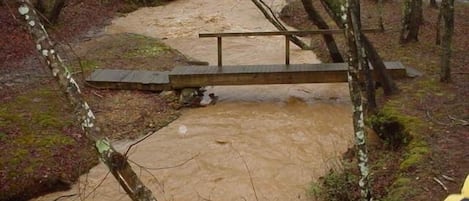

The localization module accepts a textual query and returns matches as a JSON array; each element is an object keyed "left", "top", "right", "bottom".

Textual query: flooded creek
[{"left": 34, "top": 0, "right": 354, "bottom": 200}]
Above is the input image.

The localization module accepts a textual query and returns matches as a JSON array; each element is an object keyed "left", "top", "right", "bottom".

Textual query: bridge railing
[{"left": 199, "top": 29, "right": 381, "bottom": 67}]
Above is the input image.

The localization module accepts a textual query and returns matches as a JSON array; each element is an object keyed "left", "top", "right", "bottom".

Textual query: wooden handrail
[
  {"left": 199, "top": 28, "right": 382, "bottom": 38},
  {"left": 200, "top": 29, "right": 383, "bottom": 66}
]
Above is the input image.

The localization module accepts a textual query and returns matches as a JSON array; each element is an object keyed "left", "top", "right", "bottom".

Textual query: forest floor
[
  {"left": 0, "top": 1, "right": 183, "bottom": 200},
  {"left": 280, "top": 0, "right": 468, "bottom": 200}
]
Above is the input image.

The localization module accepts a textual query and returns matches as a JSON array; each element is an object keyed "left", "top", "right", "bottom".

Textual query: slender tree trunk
[
  {"left": 361, "top": 34, "right": 399, "bottom": 96},
  {"left": 377, "top": 0, "right": 385, "bottom": 31},
  {"left": 439, "top": 0, "right": 454, "bottom": 82},
  {"left": 320, "top": 0, "right": 398, "bottom": 96},
  {"left": 435, "top": 8, "right": 443, "bottom": 45},
  {"left": 319, "top": 0, "right": 344, "bottom": 27},
  {"left": 300, "top": 0, "right": 344, "bottom": 62},
  {"left": 400, "top": 0, "right": 423, "bottom": 43},
  {"left": 34, "top": 0, "right": 66, "bottom": 24},
  {"left": 430, "top": 0, "right": 438, "bottom": 8},
  {"left": 251, "top": 0, "right": 310, "bottom": 50},
  {"left": 48, "top": 0, "right": 66, "bottom": 24},
  {"left": 17, "top": 1, "right": 157, "bottom": 200},
  {"left": 341, "top": 0, "right": 373, "bottom": 199}
]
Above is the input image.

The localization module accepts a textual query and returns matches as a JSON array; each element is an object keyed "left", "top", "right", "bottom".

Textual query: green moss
[
  {"left": 400, "top": 140, "right": 429, "bottom": 170},
  {"left": 80, "top": 59, "right": 100, "bottom": 72},
  {"left": 0, "top": 86, "right": 78, "bottom": 176},
  {"left": 326, "top": 0, "right": 345, "bottom": 14},
  {"left": 123, "top": 35, "right": 171, "bottom": 58},
  {"left": 383, "top": 177, "right": 418, "bottom": 201},
  {"left": 124, "top": 44, "right": 170, "bottom": 58},
  {"left": 367, "top": 103, "right": 421, "bottom": 149}
]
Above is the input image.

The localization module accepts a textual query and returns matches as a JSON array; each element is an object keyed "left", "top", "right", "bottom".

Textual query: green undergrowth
[
  {"left": 0, "top": 85, "right": 97, "bottom": 200},
  {"left": 308, "top": 161, "right": 360, "bottom": 201},
  {"left": 373, "top": 99, "right": 429, "bottom": 200},
  {"left": 309, "top": 98, "right": 429, "bottom": 200}
]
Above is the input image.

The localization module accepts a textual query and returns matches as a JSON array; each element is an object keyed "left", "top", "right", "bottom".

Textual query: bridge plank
[
  {"left": 86, "top": 69, "right": 171, "bottom": 91},
  {"left": 169, "top": 62, "right": 407, "bottom": 89},
  {"left": 85, "top": 62, "right": 409, "bottom": 91}
]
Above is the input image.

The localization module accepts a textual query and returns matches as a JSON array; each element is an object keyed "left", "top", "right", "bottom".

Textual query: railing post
[
  {"left": 285, "top": 35, "right": 290, "bottom": 65},
  {"left": 217, "top": 36, "right": 222, "bottom": 68}
]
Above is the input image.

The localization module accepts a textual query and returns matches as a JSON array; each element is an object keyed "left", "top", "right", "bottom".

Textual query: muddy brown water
[{"left": 33, "top": 0, "right": 354, "bottom": 200}]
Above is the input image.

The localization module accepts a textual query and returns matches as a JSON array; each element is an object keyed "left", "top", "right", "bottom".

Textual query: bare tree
[
  {"left": 341, "top": 0, "right": 373, "bottom": 199},
  {"left": 35, "top": 0, "right": 66, "bottom": 24},
  {"left": 400, "top": 0, "right": 423, "bottom": 43},
  {"left": 16, "top": 1, "right": 157, "bottom": 200},
  {"left": 320, "top": 0, "right": 398, "bottom": 97},
  {"left": 430, "top": 0, "right": 438, "bottom": 8},
  {"left": 300, "top": 0, "right": 344, "bottom": 62},
  {"left": 439, "top": 0, "right": 455, "bottom": 82},
  {"left": 251, "top": 0, "right": 310, "bottom": 49}
]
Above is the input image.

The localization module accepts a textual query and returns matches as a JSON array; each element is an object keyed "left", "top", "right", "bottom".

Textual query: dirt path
[{"left": 33, "top": 1, "right": 354, "bottom": 201}]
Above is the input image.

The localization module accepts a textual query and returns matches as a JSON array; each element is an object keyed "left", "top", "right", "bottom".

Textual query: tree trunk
[
  {"left": 17, "top": 1, "right": 157, "bottom": 201},
  {"left": 435, "top": 8, "right": 443, "bottom": 45},
  {"left": 377, "top": 0, "right": 385, "bottom": 31},
  {"left": 430, "top": 0, "right": 438, "bottom": 8},
  {"left": 300, "top": 0, "right": 344, "bottom": 62},
  {"left": 400, "top": 0, "right": 423, "bottom": 43},
  {"left": 48, "top": 0, "right": 65, "bottom": 24},
  {"left": 320, "top": 0, "right": 398, "bottom": 96},
  {"left": 251, "top": 0, "right": 310, "bottom": 50},
  {"left": 439, "top": 0, "right": 454, "bottom": 82},
  {"left": 361, "top": 34, "right": 399, "bottom": 96},
  {"left": 34, "top": 0, "right": 66, "bottom": 24},
  {"left": 341, "top": 0, "right": 373, "bottom": 199}
]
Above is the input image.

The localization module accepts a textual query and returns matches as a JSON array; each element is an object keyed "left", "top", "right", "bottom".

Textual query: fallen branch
[
  {"left": 83, "top": 171, "right": 111, "bottom": 200},
  {"left": 425, "top": 110, "right": 448, "bottom": 126},
  {"left": 91, "top": 91, "right": 104, "bottom": 98},
  {"left": 433, "top": 177, "right": 448, "bottom": 192},
  {"left": 16, "top": 1, "right": 157, "bottom": 200},
  {"left": 53, "top": 194, "right": 77, "bottom": 201},
  {"left": 124, "top": 131, "right": 158, "bottom": 156},
  {"left": 128, "top": 159, "right": 164, "bottom": 193},
  {"left": 230, "top": 144, "right": 259, "bottom": 201},
  {"left": 448, "top": 115, "right": 469, "bottom": 126},
  {"left": 442, "top": 174, "right": 456, "bottom": 182},
  {"left": 128, "top": 153, "right": 200, "bottom": 170},
  {"left": 3, "top": 0, "right": 18, "bottom": 22},
  {"left": 251, "top": 0, "right": 310, "bottom": 49}
]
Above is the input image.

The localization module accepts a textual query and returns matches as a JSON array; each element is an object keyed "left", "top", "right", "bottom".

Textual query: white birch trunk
[
  {"left": 340, "top": 0, "right": 373, "bottom": 200},
  {"left": 17, "top": 1, "right": 157, "bottom": 200}
]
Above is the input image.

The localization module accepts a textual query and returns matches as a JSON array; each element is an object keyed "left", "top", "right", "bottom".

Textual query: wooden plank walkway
[
  {"left": 86, "top": 69, "right": 171, "bottom": 91},
  {"left": 169, "top": 62, "right": 407, "bottom": 88},
  {"left": 86, "top": 61, "right": 409, "bottom": 91}
]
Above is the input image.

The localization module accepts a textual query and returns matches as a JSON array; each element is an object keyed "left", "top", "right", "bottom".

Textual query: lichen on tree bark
[
  {"left": 341, "top": 0, "right": 373, "bottom": 200},
  {"left": 17, "top": 1, "right": 157, "bottom": 200}
]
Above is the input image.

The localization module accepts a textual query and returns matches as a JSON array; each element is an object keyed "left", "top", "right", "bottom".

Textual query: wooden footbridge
[{"left": 86, "top": 31, "right": 413, "bottom": 91}]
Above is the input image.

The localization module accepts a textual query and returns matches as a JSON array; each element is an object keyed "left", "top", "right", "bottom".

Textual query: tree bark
[
  {"left": 435, "top": 7, "right": 443, "bottom": 45},
  {"left": 251, "top": 0, "right": 310, "bottom": 50},
  {"left": 48, "top": 0, "right": 65, "bottom": 24},
  {"left": 400, "top": 0, "right": 423, "bottom": 43},
  {"left": 320, "top": 0, "right": 398, "bottom": 96},
  {"left": 439, "top": 0, "right": 454, "bottom": 82},
  {"left": 34, "top": 0, "right": 66, "bottom": 24},
  {"left": 361, "top": 34, "right": 399, "bottom": 96},
  {"left": 430, "top": 0, "right": 438, "bottom": 8},
  {"left": 17, "top": 1, "right": 157, "bottom": 200},
  {"left": 300, "top": 0, "right": 344, "bottom": 62},
  {"left": 377, "top": 0, "right": 385, "bottom": 31},
  {"left": 341, "top": 0, "right": 373, "bottom": 200}
]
